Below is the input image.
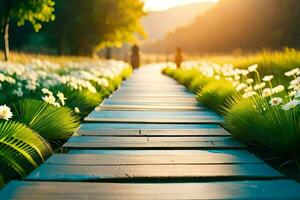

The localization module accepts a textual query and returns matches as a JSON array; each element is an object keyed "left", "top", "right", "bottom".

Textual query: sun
[{"left": 143, "top": 0, "right": 219, "bottom": 11}]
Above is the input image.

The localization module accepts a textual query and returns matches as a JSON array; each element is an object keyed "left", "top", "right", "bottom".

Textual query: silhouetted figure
[
  {"left": 175, "top": 47, "right": 183, "bottom": 69},
  {"left": 131, "top": 45, "right": 140, "bottom": 69}
]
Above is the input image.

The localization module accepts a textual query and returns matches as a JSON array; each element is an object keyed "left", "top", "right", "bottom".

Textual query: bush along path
[
  {"left": 1, "top": 63, "right": 300, "bottom": 199},
  {"left": 163, "top": 62, "right": 300, "bottom": 173},
  {"left": 0, "top": 59, "right": 132, "bottom": 187}
]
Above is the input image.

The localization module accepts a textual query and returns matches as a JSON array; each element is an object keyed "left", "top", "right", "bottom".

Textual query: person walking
[
  {"left": 175, "top": 47, "right": 183, "bottom": 69},
  {"left": 131, "top": 45, "right": 140, "bottom": 69}
]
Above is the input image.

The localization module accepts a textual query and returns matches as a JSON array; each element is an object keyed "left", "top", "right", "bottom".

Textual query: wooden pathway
[{"left": 1, "top": 64, "right": 300, "bottom": 199}]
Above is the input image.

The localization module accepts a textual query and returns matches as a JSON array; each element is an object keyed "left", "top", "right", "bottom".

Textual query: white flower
[
  {"left": 282, "top": 100, "right": 300, "bottom": 111},
  {"left": 74, "top": 107, "right": 80, "bottom": 113},
  {"left": 57, "top": 92, "right": 67, "bottom": 106},
  {"left": 236, "top": 83, "right": 247, "bottom": 92},
  {"left": 289, "top": 90, "right": 297, "bottom": 97},
  {"left": 272, "top": 85, "right": 285, "bottom": 94},
  {"left": 246, "top": 79, "right": 254, "bottom": 84},
  {"left": 248, "top": 64, "right": 258, "bottom": 72},
  {"left": 241, "top": 70, "right": 249, "bottom": 76},
  {"left": 262, "top": 88, "right": 272, "bottom": 97},
  {"left": 285, "top": 68, "right": 299, "bottom": 77},
  {"left": 42, "top": 88, "right": 53, "bottom": 96},
  {"left": 42, "top": 95, "right": 57, "bottom": 106},
  {"left": 269, "top": 97, "right": 283, "bottom": 106},
  {"left": 254, "top": 82, "right": 266, "bottom": 90},
  {"left": 214, "top": 75, "right": 221, "bottom": 80},
  {"left": 244, "top": 86, "right": 253, "bottom": 93},
  {"left": 225, "top": 77, "right": 233, "bottom": 82},
  {"left": 0, "top": 105, "right": 13, "bottom": 120},
  {"left": 242, "top": 91, "right": 257, "bottom": 99},
  {"left": 290, "top": 77, "right": 300, "bottom": 86},
  {"left": 234, "top": 75, "right": 241, "bottom": 81},
  {"left": 295, "top": 90, "right": 300, "bottom": 98},
  {"left": 263, "top": 75, "right": 274, "bottom": 82}
]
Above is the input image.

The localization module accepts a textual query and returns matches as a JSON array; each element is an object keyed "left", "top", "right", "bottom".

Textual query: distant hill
[
  {"left": 143, "top": 0, "right": 300, "bottom": 54},
  {"left": 142, "top": 2, "right": 215, "bottom": 42}
]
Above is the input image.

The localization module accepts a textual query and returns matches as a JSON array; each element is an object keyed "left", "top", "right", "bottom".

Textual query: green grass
[
  {"left": 225, "top": 95, "right": 300, "bottom": 161},
  {"left": 197, "top": 48, "right": 300, "bottom": 84},
  {"left": 163, "top": 50, "right": 300, "bottom": 165},
  {"left": 197, "top": 80, "right": 235, "bottom": 114}
]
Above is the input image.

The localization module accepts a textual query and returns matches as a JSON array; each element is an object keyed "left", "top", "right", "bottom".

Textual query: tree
[
  {"left": 53, "top": 0, "right": 146, "bottom": 55},
  {"left": 0, "top": 0, "right": 55, "bottom": 61}
]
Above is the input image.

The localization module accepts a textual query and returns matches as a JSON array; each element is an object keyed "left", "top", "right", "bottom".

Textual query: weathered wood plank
[
  {"left": 46, "top": 150, "right": 262, "bottom": 165},
  {"left": 104, "top": 99, "right": 201, "bottom": 106},
  {"left": 79, "top": 123, "right": 215, "bottom": 130},
  {"left": 26, "top": 163, "right": 283, "bottom": 182},
  {"left": 77, "top": 124, "right": 230, "bottom": 136},
  {"left": 3, "top": 180, "right": 300, "bottom": 200},
  {"left": 63, "top": 136, "right": 244, "bottom": 149},
  {"left": 85, "top": 110, "right": 224, "bottom": 123},
  {"left": 98, "top": 105, "right": 204, "bottom": 111}
]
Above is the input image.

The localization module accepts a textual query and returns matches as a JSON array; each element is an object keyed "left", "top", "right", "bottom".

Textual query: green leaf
[
  {"left": 12, "top": 99, "right": 80, "bottom": 140},
  {"left": 0, "top": 121, "right": 52, "bottom": 183}
]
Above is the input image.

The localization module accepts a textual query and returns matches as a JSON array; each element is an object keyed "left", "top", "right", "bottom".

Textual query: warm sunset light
[
  {"left": 1, "top": 1, "right": 300, "bottom": 198},
  {"left": 143, "top": 0, "right": 219, "bottom": 11}
]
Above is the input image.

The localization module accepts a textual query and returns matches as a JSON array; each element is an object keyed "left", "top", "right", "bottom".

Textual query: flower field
[
  {"left": 0, "top": 59, "right": 132, "bottom": 186},
  {"left": 163, "top": 56, "right": 300, "bottom": 168}
]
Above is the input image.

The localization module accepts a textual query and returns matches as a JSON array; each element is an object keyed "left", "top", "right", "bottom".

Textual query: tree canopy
[
  {"left": 0, "top": 0, "right": 55, "bottom": 60},
  {"left": 6, "top": 0, "right": 146, "bottom": 56}
]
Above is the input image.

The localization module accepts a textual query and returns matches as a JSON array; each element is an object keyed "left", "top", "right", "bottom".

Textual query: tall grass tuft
[
  {"left": 197, "top": 80, "right": 235, "bottom": 114},
  {"left": 225, "top": 95, "right": 300, "bottom": 161}
]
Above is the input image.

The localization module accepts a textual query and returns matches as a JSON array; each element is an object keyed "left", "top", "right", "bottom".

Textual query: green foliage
[
  {"left": 61, "top": 87, "right": 102, "bottom": 118},
  {"left": 0, "top": 121, "right": 52, "bottom": 183},
  {"left": 197, "top": 80, "right": 235, "bottom": 113},
  {"left": 225, "top": 95, "right": 300, "bottom": 159},
  {"left": 52, "top": 0, "right": 145, "bottom": 55},
  {"left": 12, "top": 99, "right": 80, "bottom": 140},
  {"left": 189, "top": 75, "right": 214, "bottom": 93},
  {"left": 0, "top": 0, "right": 55, "bottom": 31}
]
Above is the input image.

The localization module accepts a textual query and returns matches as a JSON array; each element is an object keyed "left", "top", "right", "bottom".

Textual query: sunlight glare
[{"left": 143, "top": 0, "right": 219, "bottom": 11}]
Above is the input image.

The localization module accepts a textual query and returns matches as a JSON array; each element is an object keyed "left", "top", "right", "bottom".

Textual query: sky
[{"left": 143, "top": 0, "right": 219, "bottom": 11}]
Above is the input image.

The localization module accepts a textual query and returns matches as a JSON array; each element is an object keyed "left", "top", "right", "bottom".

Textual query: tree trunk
[
  {"left": 2, "top": 0, "right": 11, "bottom": 62},
  {"left": 105, "top": 47, "right": 112, "bottom": 59},
  {"left": 3, "top": 17, "right": 10, "bottom": 61}
]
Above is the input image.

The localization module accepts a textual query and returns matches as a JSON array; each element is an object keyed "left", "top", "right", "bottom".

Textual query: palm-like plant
[
  {"left": 0, "top": 121, "right": 52, "bottom": 183},
  {"left": 12, "top": 99, "right": 80, "bottom": 140}
]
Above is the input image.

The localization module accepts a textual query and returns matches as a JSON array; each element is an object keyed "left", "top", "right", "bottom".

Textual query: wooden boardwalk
[{"left": 2, "top": 64, "right": 300, "bottom": 199}]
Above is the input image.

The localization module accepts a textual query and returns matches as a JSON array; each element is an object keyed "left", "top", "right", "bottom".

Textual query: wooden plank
[
  {"left": 45, "top": 150, "right": 262, "bottom": 165},
  {"left": 3, "top": 180, "right": 300, "bottom": 200},
  {"left": 104, "top": 99, "right": 201, "bottom": 106},
  {"left": 26, "top": 163, "right": 283, "bottom": 182},
  {"left": 67, "top": 149, "right": 251, "bottom": 156},
  {"left": 63, "top": 136, "right": 244, "bottom": 149},
  {"left": 85, "top": 110, "right": 224, "bottom": 124},
  {"left": 98, "top": 105, "right": 204, "bottom": 111},
  {"left": 111, "top": 94, "right": 195, "bottom": 98},
  {"left": 79, "top": 123, "right": 221, "bottom": 130},
  {"left": 108, "top": 96, "right": 197, "bottom": 102},
  {"left": 77, "top": 125, "right": 230, "bottom": 136}
]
